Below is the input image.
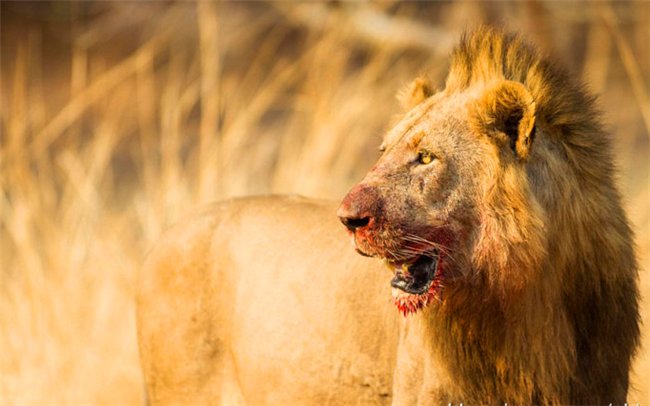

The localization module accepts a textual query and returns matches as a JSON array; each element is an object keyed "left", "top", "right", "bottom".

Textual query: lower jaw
[{"left": 391, "top": 283, "right": 440, "bottom": 316}]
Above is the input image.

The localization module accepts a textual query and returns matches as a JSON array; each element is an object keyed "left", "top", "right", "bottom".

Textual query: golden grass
[{"left": 1, "top": 2, "right": 648, "bottom": 404}]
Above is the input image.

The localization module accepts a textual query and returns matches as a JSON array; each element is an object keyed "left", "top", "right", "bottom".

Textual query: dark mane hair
[
  {"left": 446, "top": 27, "right": 614, "bottom": 182},
  {"left": 434, "top": 27, "right": 640, "bottom": 403}
]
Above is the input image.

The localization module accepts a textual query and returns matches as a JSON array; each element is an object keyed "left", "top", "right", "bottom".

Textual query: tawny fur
[
  {"left": 137, "top": 198, "right": 400, "bottom": 405},
  {"left": 441, "top": 28, "right": 640, "bottom": 403},
  {"left": 353, "top": 27, "right": 639, "bottom": 404},
  {"left": 136, "top": 28, "right": 639, "bottom": 405}
]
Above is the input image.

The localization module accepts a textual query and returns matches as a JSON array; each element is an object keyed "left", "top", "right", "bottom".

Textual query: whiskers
[
  {"left": 383, "top": 246, "right": 416, "bottom": 262},
  {"left": 362, "top": 229, "right": 457, "bottom": 265},
  {"left": 399, "top": 233, "right": 457, "bottom": 264}
]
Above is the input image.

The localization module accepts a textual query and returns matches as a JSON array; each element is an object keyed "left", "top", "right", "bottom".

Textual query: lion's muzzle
[{"left": 337, "top": 184, "right": 380, "bottom": 233}]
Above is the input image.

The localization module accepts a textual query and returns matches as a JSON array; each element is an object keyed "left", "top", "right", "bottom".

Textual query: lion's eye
[{"left": 417, "top": 150, "right": 435, "bottom": 165}]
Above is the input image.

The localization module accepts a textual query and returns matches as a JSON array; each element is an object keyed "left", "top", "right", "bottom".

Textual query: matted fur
[{"left": 339, "top": 27, "right": 640, "bottom": 403}]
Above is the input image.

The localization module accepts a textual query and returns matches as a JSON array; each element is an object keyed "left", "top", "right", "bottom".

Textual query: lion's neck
[{"left": 398, "top": 279, "right": 573, "bottom": 404}]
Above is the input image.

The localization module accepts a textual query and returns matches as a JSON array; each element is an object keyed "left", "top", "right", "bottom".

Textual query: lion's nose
[
  {"left": 339, "top": 215, "right": 371, "bottom": 231},
  {"left": 337, "top": 184, "right": 379, "bottom": 231}
]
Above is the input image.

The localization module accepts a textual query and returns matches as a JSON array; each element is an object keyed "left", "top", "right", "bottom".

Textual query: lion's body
[
  {"left": 137, "top": 28, "right": 639, "bottom": 404},
  {"left": 137, "top": 197, "right": 400, "bottom": 405}
]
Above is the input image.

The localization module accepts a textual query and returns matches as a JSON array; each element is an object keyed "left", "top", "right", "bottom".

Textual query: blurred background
[{"left": 1, "top": 1, "right": 648, "bottom": 404}]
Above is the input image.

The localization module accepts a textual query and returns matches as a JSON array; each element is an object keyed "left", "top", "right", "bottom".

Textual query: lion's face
[{"left": 338, "top": 80, "right": 538, "bottom": 315}]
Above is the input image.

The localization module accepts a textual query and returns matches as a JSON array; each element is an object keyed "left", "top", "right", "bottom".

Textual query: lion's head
[{"left": 338, "top": 29, "right": 589, "bottom": 316}]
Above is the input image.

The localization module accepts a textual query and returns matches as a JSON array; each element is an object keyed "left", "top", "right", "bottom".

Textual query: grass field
[{"left": 1, "top": 2, "right": 648, "bottom": 404}]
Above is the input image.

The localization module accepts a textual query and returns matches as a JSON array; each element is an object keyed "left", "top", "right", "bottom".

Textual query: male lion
[{"left": 137, "top": 28, "right": 640, "bottom": 404}]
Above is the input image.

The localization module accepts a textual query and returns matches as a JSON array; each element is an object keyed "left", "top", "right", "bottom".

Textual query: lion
[{"left": 136, "top": 28, "right": 640, "bottom": 404}]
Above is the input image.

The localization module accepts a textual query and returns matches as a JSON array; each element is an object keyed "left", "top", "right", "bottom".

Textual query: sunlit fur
[{"left": 375, "top": 27, "right": 640, "bottom": 404}]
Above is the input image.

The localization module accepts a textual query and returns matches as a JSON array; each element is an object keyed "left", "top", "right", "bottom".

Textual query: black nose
[{"left": 339, "top": 216, "right": 370, "bottom": 231}]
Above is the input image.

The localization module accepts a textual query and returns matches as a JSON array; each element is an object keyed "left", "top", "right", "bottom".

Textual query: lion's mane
[{"left": 426, "top": 28, "right": 640, "bottom": 404}]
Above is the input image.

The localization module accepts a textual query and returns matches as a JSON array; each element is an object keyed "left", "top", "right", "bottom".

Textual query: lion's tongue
[{"left": 390, "top": 254, "right": 438, "bottom": 295}]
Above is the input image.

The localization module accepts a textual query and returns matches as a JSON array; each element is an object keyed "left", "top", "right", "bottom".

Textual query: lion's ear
[
  {"left": 472, "top": 81, "right": 536, "bottom": 160},
  {"left": 398, "top": 77, "right": 433, "bottom": 111}
]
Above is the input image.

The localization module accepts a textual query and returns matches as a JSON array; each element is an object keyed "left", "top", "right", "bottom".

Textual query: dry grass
[{"left": 1, "top": 2, "right": 648, "bottom": 404}]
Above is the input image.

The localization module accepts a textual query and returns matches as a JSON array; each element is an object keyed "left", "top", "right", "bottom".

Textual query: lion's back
[{"left": 136, "top": 196, "right": 399, "bottom": 404}]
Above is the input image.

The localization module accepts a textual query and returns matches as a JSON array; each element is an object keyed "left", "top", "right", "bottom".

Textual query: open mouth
[{"left": 387, "top": 251, "right": 439, "bottom": 295}]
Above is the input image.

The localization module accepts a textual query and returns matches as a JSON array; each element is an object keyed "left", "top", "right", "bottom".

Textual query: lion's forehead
[{"left": 383, "top": 92, "right": 474, "bottom": 151}]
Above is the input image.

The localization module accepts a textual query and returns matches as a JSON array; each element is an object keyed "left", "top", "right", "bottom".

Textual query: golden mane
[
  {"left": 433, "top": 28, "right": 640, "bottom": 403},
  {"left": 446, "top": 27, "right": 609, "bottom": 180}
]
